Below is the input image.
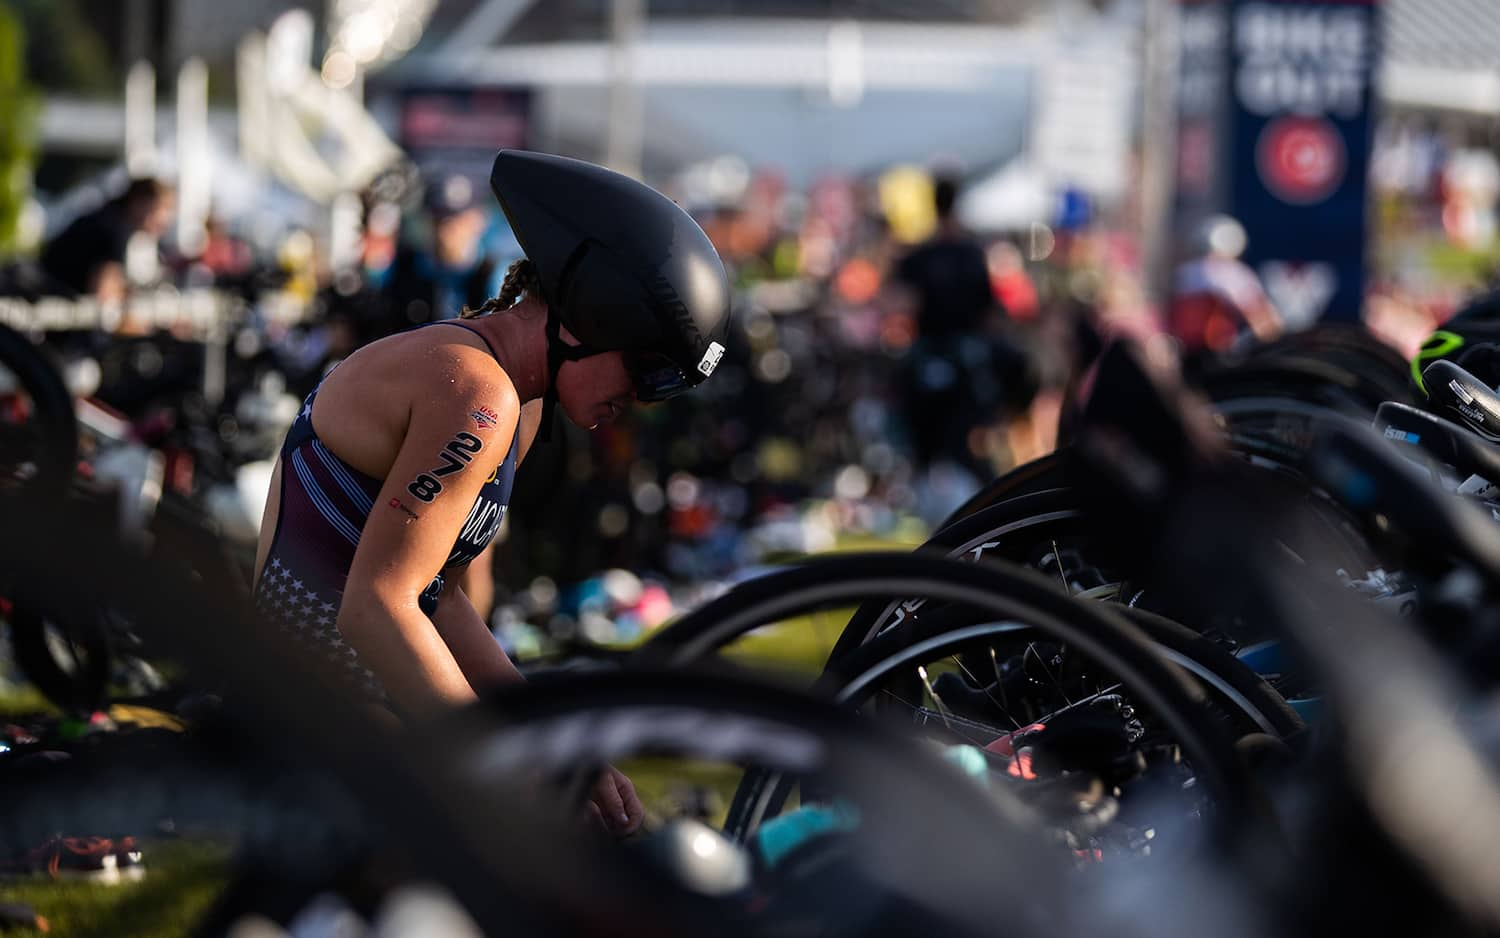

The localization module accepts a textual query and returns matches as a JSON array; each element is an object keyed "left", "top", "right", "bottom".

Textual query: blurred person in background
[
  {"left": 307, "top": 200, "right": 406, "bottom": 382},
  {"left": 379, "top": 174, "right": 502, "bottom": 332},
  {"left": 889, "top": 173, "right": 1015, "bottom": 492},
  {"left": 1170, "top": 214, "right": 1282, "bottom": 360},
  {"left": 195, "top": 213, "right": 254, "bottom": 282},
  {"left": 251, "top": 151, "right": 732, "bottom": 834},
  {"left": 39, "top": 177, "right": 174, "bottom": 303}
]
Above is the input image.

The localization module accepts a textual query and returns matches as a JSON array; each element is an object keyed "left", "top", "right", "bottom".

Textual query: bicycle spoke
[
  {"left": 1024, "top": 641, "right": 1071, "bottom": 706},
  {"left": 988, "top": 646, "right": 1017, "bottom": 726},
  {"left": 877, "top": 691, "right": 1006, "bottom": 747},
  {"left": 950, "top": 652, "right": 1022, "bottom": 730},
  {"left": 916, "top": 665, "right": 956, "bottom": 732},
  {"left": 1050, "top": 539, "right": 1070, "bottom": 594}
]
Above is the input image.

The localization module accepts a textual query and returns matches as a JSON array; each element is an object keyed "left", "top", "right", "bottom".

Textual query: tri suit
[{"left": 252, "top": 321, "right": 519, "bottom": 698}]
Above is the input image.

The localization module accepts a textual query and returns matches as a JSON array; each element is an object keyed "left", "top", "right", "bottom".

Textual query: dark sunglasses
[{"left": 625, "top": 352, "right": 694, "bottom": 403}]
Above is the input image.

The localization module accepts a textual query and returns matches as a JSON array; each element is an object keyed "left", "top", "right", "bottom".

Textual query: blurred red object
[{"left": 834, "top": 257, "right": 882, "bottom": 305}]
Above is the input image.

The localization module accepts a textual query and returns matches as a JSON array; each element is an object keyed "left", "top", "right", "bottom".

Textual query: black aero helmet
[{"left": 488, "top": 150, "right": 731, "bottom": 407}]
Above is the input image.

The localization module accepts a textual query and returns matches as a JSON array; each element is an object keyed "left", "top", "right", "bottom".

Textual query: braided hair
[{"left": 461, "top": 258, "right": 542, "bottom": 318}]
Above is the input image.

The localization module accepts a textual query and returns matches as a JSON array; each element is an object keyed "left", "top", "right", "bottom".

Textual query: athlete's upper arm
[
  {"left": 515, "top": 399, "right": 545, "bottom": 464},
  {"left": 345, "top": 353, "right": 519, "bottom": 607}
]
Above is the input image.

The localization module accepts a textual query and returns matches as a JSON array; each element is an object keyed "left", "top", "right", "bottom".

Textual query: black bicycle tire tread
[
  {"left": 0, "top": 322, "right": 77, "bottom": 499},
  {"left": 6, "top": 605, "right": 111, "bottom": 714}
]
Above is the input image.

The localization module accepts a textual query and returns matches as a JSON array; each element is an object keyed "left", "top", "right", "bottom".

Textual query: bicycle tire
[
  {"left": 835, "top": 464, "right": 1374, "bottom": 661},
  {"left": 1245, "top": 325, "right": 1415, "bottom": 405},
  {"left": 0, "top": 321, "right": 76, "bottom": 500},
  {"left": 1200, "top": 356, "right": 1390, "bottom": 417},
  {"left": 934, "top": 448, "right": 1073, "bottom": 530},
  {"left": 637, "top": 552, "right": 1253, "bottom": 816},
  {"left": 834, "top": 489, "right": 1092, "bottom": 662},
  {"left": 6, "top": 604, "right": 111, "bottom": 715},
  {"left": 462, "top": 668, "right": 1063, "bottom": 938},
  {"left": 1212, "top": 396, "right": 1366, "bottom": 474},
  {"left": 723, "top": 605, "right": 1300, "bottom": 842}
]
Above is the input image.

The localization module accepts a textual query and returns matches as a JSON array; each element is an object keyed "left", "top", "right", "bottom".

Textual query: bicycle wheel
[
  {"left": 1199, "top": 357, "right": 1390, "bottom": 418},
  {"left": 935, "top": 448, "right": 1073, "bottom": 530},
  {"left": 836, "top": 465, "right": 1375, "bottom": 663},
  {"left": 458, "top": 668, "right": 1064, "bottom": 938},
  {"left": 835, "top": 489, "right": 1096, "bottom": 661},
  {"left": 0, "top": 322, "right": 76, "bottom": 499},
  {"left": 1211, "top": 396, "right": 1370, "bottom": 478},
  {"left": 0, "top": 326, "right": 91, "bottom": 711},
  {"left": 638, "top": 552, "right": 1252, "bottom": 817},
  {"left": 723, "top": 601, "right": 1299, "bottom": 845},
  {"left": 5, "top": 603, "right": 111, "bottom": 715},
  {"left": 1244, "top": 324, "right": 1415, "bottom": 406}
]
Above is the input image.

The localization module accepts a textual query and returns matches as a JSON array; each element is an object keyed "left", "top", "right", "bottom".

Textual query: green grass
[
  {"left": 619, "top": 757, "right": 748, "bottom": 827},
  {"left": 0, "top": 839, "right": 229, "bottom": 938},
  {"left": 0, "top": 685, "right": 55, "bottom": 719},
  {"left": 600, "top": 527, "right": 926, "bottom": 678},
  {"left": 723, "top": 527, "right": 922, "bottom": 675},
  {"left": 718, "top": 607, "right": 850, "bottom": 678}
]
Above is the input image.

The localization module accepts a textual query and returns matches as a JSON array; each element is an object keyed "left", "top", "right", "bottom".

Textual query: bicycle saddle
[
  {"left": 1375, "top": 400, "right": 1500, "bottom": 486},
  {"left": 1424, "top": 359, "right": 1500, "bottom": 443}
]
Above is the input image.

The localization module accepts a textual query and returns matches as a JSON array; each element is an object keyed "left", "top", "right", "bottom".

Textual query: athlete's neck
[{"left": 468, "top": 296, "right": 550, "bottom": 403}]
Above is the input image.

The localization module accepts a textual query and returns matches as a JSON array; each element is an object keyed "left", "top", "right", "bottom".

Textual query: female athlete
[{"left": 251, "top": 151, "right": 732, "bottom": 836}]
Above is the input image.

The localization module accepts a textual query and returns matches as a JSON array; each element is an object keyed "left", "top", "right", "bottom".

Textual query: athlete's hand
[{"left": 587, "top": 764, "right": 644, "bottom": 837}]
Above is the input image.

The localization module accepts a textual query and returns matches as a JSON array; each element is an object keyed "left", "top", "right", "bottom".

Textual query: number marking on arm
[{"left": 406, "top": 431, "right": 487, "bottom": 503}]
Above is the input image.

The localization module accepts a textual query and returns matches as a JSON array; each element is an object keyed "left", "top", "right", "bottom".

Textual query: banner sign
[
  {"left": 1228, "top": 0, "right": 1378, "bottom": 325},
  {"left": 399, "top": 87, "right": 532, "bottom": 189},
  {"left": 1174, "top": 0, "right": 1379, "bottom": 325}
]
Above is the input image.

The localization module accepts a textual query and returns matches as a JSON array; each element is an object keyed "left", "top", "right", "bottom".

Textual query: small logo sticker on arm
[
  {"left": 471, "top": 407, "right": 499, "bottom": 429},
  {"left": 388, "top": 498, "right": 420, "bottom": 524},
  {"left": 697, "top": 341, "right": 725, "bottom": 377}
]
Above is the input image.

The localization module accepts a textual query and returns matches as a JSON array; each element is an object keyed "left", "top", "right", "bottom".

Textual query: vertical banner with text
[{"left": 1226, "top": 0, "right": 1379, "bottom": 325}]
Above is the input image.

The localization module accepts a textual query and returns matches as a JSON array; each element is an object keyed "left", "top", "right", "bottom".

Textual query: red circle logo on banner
[{"left": 1256, "top": 116, "right": 1346, "bottom": 205}]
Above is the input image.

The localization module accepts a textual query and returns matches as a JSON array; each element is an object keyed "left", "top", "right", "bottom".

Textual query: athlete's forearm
[
  {"left": 337, "top": 588, "right": 478, "bottom": 718},
  {"left": 430, "top": 583, "right": 524, "bottom": 690}
]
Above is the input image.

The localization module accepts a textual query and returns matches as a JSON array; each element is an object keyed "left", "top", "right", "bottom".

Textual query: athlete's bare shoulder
[
  {"left": 314, "top": 324, "right": 518, "bottom": 478},
  {"left": 358, "top": 323, "right": 513, "bottom": 400}
]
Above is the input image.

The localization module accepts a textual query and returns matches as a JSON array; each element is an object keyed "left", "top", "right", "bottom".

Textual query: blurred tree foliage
[
  {"left": 0, "top": 3, "right": 39, "bottom": 255},
  {"left": 9, "top": 0, "right": 116, "bottom": 96}
]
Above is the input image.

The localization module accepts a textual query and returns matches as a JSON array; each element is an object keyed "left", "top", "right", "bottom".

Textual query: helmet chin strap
[{"left": 538, "top": 307, "right": 600, "bottom": 443}]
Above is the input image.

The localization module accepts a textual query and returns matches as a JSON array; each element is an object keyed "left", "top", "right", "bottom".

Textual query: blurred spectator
[
  {"left": 889, "top": 174, "right": 1011, "bottom": 478},
  {"left": 196, "top": 214, "right": 254, "bottom": 280},
  {"left": 893, "top": 175, "right": 998, "bottom": 341},
  {"left": 379, "top": 174, "right": 501, "bottom": 328},
  {"left": 361, "top": 201, "right": 401, "bottom": 285},
  {"left": 39, "top": 177, "right": 174, "bottom": 302},
  {"left": 312, "top": 200, "right": 404, "bottom": 362},
  {"left": 1169, "top": 214, "right": 1282, "bottom": 357}
]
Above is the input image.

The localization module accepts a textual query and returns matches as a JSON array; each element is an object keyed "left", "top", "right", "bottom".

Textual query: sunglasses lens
[{"left": 627, "top": 353, "right": 692, "bottom": 403}]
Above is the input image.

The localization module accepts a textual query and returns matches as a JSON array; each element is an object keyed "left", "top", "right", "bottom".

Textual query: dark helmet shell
[{"left": 489, "top": 150, "right": 731, "bottom": 384}]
